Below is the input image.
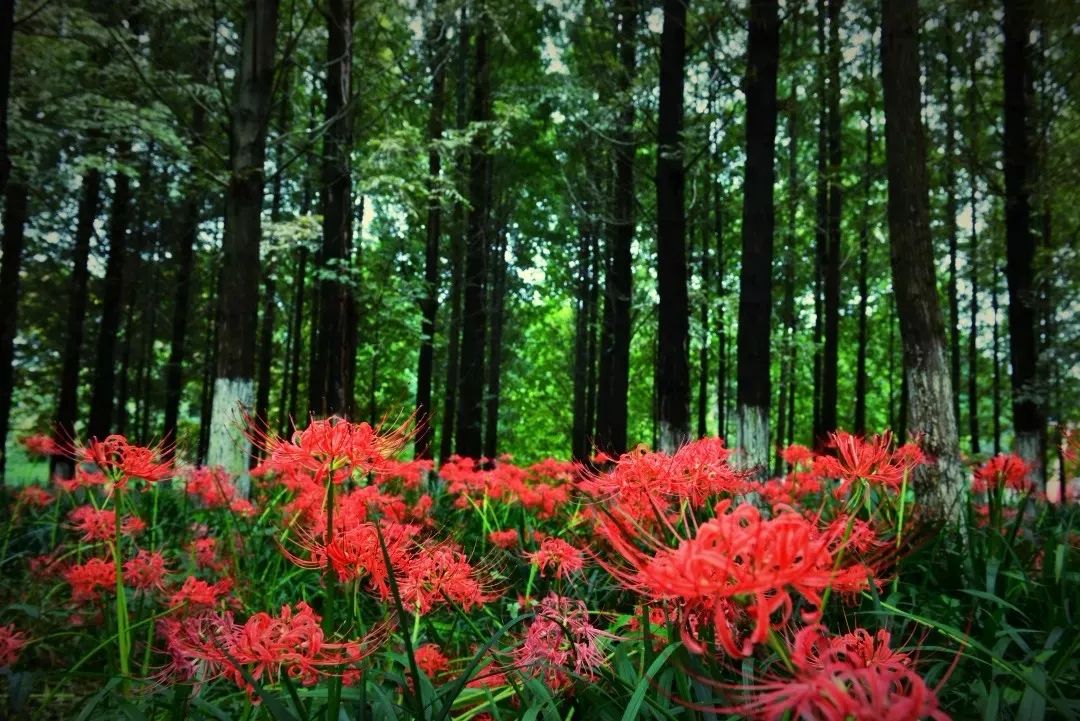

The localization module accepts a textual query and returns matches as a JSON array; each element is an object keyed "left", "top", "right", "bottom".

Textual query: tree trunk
[
  {"left": 585, "top": 232, "right": 600, "bottom": 446},
  {"left": 198, "top": 266, "right": 220, "bottom": 464},
  {"left": 1003, "top": 0, "right": 1044, "bottom": 478},
  {"left": 697, "top": 167, "right": 711, "bottom": 440},
  {"left": 254, "top": 274, "right": 275, "bottom": 440},
  {"left": 207, "top": 0, "right": 278, "bottom": 486},
  {"left": 572, "top": 229, "right": 590, "bottom": 462},
  {"left": 812, "top": 0, "right": 826, "bottom": 443},
  {"left": 656, "top": 0, "right": 690, "bottom": 452},
  {"left": 0, "top": 0, "right": 14, "bottom": 196},
  {"left": 736, "top": 0, "right": 779, "bottom": 475},
  {"left": 53, "top": 169, "right": 101, "bottom": 477},
  {"left": 311, "top": 0, "right": 354, "bottom": 418},
  {"left": 0, "top": 181, "right": 28, "bottom": 482},
  {"left": 283, "top": 247, "right": 307, "bottom": 434},
  {"left": 595, "top": 0, "right": 636, "bottom": 457},
  {"left": 880, "top": 0, "right": 964, "bottom": 523},
  {"left": 716, "top": 194, "right": 727, "bottom": 440},
  {"left": 115, "top": 172, "right": 152, "bottom": 438},
  {"left": 992, "top": 260, "right": 1002, "bottom": 454},
  {"left": 455, "top": 6, "right": 490, "bottom": 459},
  {"left": 415, "top": 0, "right": 447, "bottom": 459},
  {"left": 88, "top": 149, "right": 132, "bottom": 440},
  {"left": 821, "top": 0, "right": 842, "bottom": 437},
  {"left": 483, "top": 228, "right": 506, "bottom": 461},
  {"left": 854, "top": 55, "right": 873, "bottom": 434},
  {"left": 967, "top": 181, "right": 979, "bottom": 454},
  {"left": 777, "top": 78, "right": 798, "bottom": 470},
  {"left": 944, "top": 17, "right": 961, "bottom": 430}
]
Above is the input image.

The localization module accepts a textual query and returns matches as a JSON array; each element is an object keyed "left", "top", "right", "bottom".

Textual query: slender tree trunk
[
  {"left": 115, "top": 181, "right": 151, "bottom": 437},
  {"left": 53, "top": 169, "right": 101, "bottom": 477},
  {"left": 572, "top": 229, "right": 590, "bottom": 462},
  {"left": 483, "top": 228, "right": 506, "bottom": 461},
  {"left": 716, "top": 195, "right": 726, "bottom": 440},
  {"left": 0, "top": 0, "right": 14, "bottom": 196},
  {"left": 455, "top": 6, "right": 490, "bottom": 459},
  {"left": 992, "top": 260, "right": 1002, "bottom": 454},
  {"left": 944, "top": 18, "right": 961, "bottom": 430},
  {"left": 585, "top": 231, "right": 600, "bottom": 446},
  {"left": 967, "top": 181, "right": 980, "bottom": 454},
  {"left": 821, "top": 0, "right": 842, "bottom": 437},
  {"left": 595, "top": 0, "right": 636, "bottom": 456},
  {"left": 854, "top": 64, "right": 873, "bottom": 434},
  {"left": 1003, "top": 0, "right": 1044, "bottom": 478},
  {"left": 697, "top": 168, "right": 711, "bottom": 440},
  {"left": 207, "top": 0, "right": 278, "bottom": 486},
  {"left": 736, "top": 0, "right": 779, "bottom": 474},
  {"left": 656, "top": 0, "right": 690, "bottom": 452},
  {"left": 198, "top": 266, "right": 220, "bottom": 464},
  {"left": 812, "top": 0, "right": 826, "bottom": 443},
  {"left": 880, "top": 0, "right": 964, "bottom": 523},
  {"left": 0, "top": 181, "right": 28, "bottom": 481},
  {"left": 777, "top": 80, "right": 798, "bottom": 470},
  {"left": 88, "top": 149, "right": 132, "bottom": 440},
  {"left": 254, "top": 275, "right": 275, "bottom": 436},
  {"left": 415, "top": 0, "right": 447, "bottom": 459},
  {"left": 283, "top": 247, "right": 307, "bottom": 434},
  {"left": 311, "top": 0, "right": 354, "bottom": 418}
]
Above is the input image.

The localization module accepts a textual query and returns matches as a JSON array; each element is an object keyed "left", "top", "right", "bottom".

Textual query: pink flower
[
  {"left": 526, "top": 538, "right": 584, "bottom": 580},
  {"left": 0, "top": 624, "right": 27, "bottom": 667}
]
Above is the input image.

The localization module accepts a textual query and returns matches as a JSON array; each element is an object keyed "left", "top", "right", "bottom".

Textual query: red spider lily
[
  {"left": 191, "top": 537, "right": 226, "bottom": 572},
  {"left": 68, "top": 505, "right": 145, "bottom": 542},
  {"left": 972, "top": 454, "right": 1032, "bottom": 494},
  {"left": 169, "top": 576, "right": 234, "bottom": 611},
  {"left": 63, "top": 557, "right": 117, "bottom": 603},
  {"left": 375, "top": 458, "right": 434, "bottom": 489},
  {"left": 17, "top": 485, "right": 53, "bottom": 507},
  {"left": 123, "top": 549, "right": 170, "bottom": 592},
  {"left": 781, "top": 443, "right": 815, "bottom": 469},
  {"left": 0, "top": 624, "right": 27, "bottom": 667},
  {"left": 515, "top": 594, "right": 607, "bottom": 691},
  {"left": 724, "top": 625, "right": 949, "bottom": 721},
  {"left": 20, "top": 433, "right": 60, "bottom": 458},
  {"left": 397, "top": 541, "right": 497, "bottom": 613},
  {"left": 489, "top": 529, "right": 519, "bottom": 549},
  {"left": 526, "top": 538, "right": 585, "bottom": 580},
  {"left": 54, "top": 467, "right": 109, "bottom": 493},
  {"left": 252, "top": 415, "right": 413, "bottom": 485},
  {"left": 816, "top": 431, "right": 922, "bottom": 497},
  {"left": 414, "top": 643, "right": 451, "bottom": 678},
  {"left": 158, "top": 602, "right": 386, "bottom": 702},
  {"left": 604, "top": 500, "right": 875, "bottom": 657},
  {"left": 77, "top": 435, "right": 173, "bottom": 486}
]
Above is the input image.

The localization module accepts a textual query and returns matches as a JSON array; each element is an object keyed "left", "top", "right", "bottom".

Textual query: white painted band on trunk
[{"left": 207, "top": 377, "right": 255, "bottom": 497}]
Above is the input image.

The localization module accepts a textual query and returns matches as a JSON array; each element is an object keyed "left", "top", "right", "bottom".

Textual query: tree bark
[
  {"left": 992, "top": 260, "right": 1002, "bottom": 454},
  {"left": 736, "top": 0, "right": 779, "bottom": 475},
  {"left": 944, "top": 17, "right": 961, "bottom": 430},
  {"left": 656, "top": 0, "right": 690, "bottom": 452},
  {"left": 310, "top": 0, "right": 354, "bottom": 418},
  {"left": 854, "top": 51, "right": 873, "bottom": 435},
  {"left": 812, "top": 0, "right": 826, "bottom": 443},
  {"left": 455, "top": 5, "right": 491, "bottom": 459},
  {"left": 821, "top": 0, "right": 842, "bottom": 437},
  {"left": 415, "top": 0, "right": 447, "bottom": 459},
  {"left": 777, "top": 78, "right": 798, "bottom": 469},
  {"left": 88, "top": 148, "right": 132, "bottom": 440},
  {"left": 1003, "top": 0, "right": 1044, "bottom": 478},
  {"left": 572, "top": 229, "right": 591, "bottom": 462},
  {"left": 207, "top": 0, "right": 278, "bottom": 484},
  {"left": 0, "top": 0, "right": 14, "bottom": 196},
  {"left": 595, "top": 0, "right": 636, "bottom": 456},
  {"left": 483, "top": 227, "right": 507, "bottom": 461},
  {"left": 0, "top": 181, "right": 28, "bottom": 481},
  {"left": 283, "top": 247, "right": 307, "bottom": 434},
  {"left": 53, "top": 169, "right": 101, "bottom": 477},
  {"left": 880, "top": 0, "right": 964, "bottom": 523},
  {"left": 967, "top": 181, "right": 980, "bottom": 454}
]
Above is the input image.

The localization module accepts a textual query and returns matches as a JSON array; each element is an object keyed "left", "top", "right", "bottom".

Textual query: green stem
[
  {"left": 767, "top": 629, "right": 795, "bottom": 674},
  {"left": 324, "top": 474, "right": 341, "bottom": 721},
  {"left": 0, "top": 499, "right": 23, "bottom": 570},
  {"left": 819, "top": 508, "right": 858, "bottom": 612},
  {"left": 112, "top": 482, "right": 131, "bottom": 693}
]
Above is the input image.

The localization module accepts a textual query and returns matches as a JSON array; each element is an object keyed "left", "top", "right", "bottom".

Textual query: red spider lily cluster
[{"left": 8, "top": 420, "right": 1069, "bottom": 719}]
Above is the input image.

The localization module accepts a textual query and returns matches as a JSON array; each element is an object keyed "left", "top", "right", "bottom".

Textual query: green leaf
[{"left": 620, "top": 643, "right": 680, "bottom": 721}]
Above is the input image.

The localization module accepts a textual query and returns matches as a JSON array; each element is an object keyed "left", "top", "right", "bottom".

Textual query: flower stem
[
  {"left": 323, "top": 474, "right": 341, "bottom": 721},
  {"left": 112, "top": 483, "right": 131, "bottom": 692}
]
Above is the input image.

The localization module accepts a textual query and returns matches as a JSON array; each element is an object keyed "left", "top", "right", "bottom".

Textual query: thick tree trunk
[
  {"left": 821, "top": 0, "right": 842, "bottom": 437},
  {"left": 0, "top": 0, "right": 13, "bottom": 195},
  {"left": 311, "top": 0, "right": 354, "bottom": 418},
  {"left": 1003, "top": 0, "right": 1044, "bottom": 478},
  {"left": 944, "top": 20, "right": 961, "bottom": 429},
  {"left": 415, "top": 1, "right": 447, "bottom": 459},
  {"left": 736, "top": 0, "right": 779, "bottom": 475},
  {"left": 655, "top": 0, "right": 690, "bottom": 452},
  {"left": 880, "top": 0, "right": 964, "bottom": 523},
  {"left": 53, "top": 169, "right": 101, "bottom": 477},
  {"left": 455, "top": 8, "right": 490, "bottom": 459},
  {"left": 0, "top": 181, "right": 28, "bottom": 481},
  {"left": 88, "top": 150, "right": 132, "bottom": 440},
  {"left": 207, "top": 0, "right": 278, "bottom": 485},
  {"left": 594, "top": 0, "right": 636, "bottom": 457},
  {"left": 483, "top": 228, "right": 506, "bottom": 461}
]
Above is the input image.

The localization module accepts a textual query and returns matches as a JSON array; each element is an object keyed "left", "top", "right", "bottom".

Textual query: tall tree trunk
[
  {"left": 777, "top": 79, "right": 798, "bottom": 469},
  {"left": 88, "top": 149, "right": 132, "bottom": 440},
  {"left": 812, "top": 0, "right": 826, "bottom": 443},
  {"left": 207, "top": 0, "right": 278, "bottom": 486},
  {"left": 283, "top": 247, "right": 307, "bottom": 434},
  {"left": 992, "top": 260, "right": 1002, "bottom": 454},
  {"left": 1003, "top": 0, "right": 1044, "bottom": 478},
  {"left": 697, "top": 167, "right": 711, "bottom": 440},
  {"left": 415, "top": 0, "right": 447, "bottom": 459},
  {"left": 967, "top": 181, "right": 980, "bottom": 454},
  {"left": 198, "top": 265, "right": 220, "bottom": 464},
  {"left": 0, "top": 181, "right": 28, "bottom": 482},
  {"left": 944, "top": 17, "right": 961, "bottom": 430},
  {"left": 53, "top": 169, "right": 101, "bottom": 477},
  {"left": 455, "top": 6, "right": 490, "bottom": 459},
  {"left": 439, "top": 3, "right": 469, "bottom": 464},
  {"left": 115, "top": 170, "right": 152, "bottom": 437},
  {"left": 821, "top": 0, "right": 842, "bottom": 437},
  {"left": 595, "top": 0, "right": 636, "bottom": 456},
  {"left": 311, "top": 0, "right": 354, "bottom": 418},
  {"left": 854, "top": 56, "right": 873, "bottom": 434},
  {"left": 585, "top": 232, "right": 600, "bottom": 446},
  {"left": 0, "top": 0, "right": 14, "bottom": 195},
  {"left": 483, "top": 228, "right": 506, "bottom": 461},
  {"left": 572, "top": 229, "right": 591, "bottom": 462},
  {"left": 716, "top": 195, "right": 727, "bottom": 440},
  {"left": 656, "top": 0, "right": 690, "bottom": 452},
  {"left": 880, "top": 0, "right": 964, "bottom": 523},
  {"left": 736, "top": 0, "right": 779, "bottom": 474}
]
